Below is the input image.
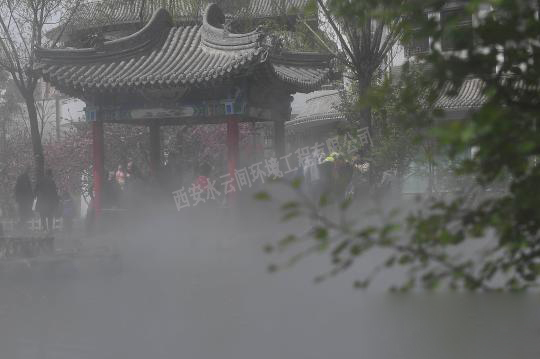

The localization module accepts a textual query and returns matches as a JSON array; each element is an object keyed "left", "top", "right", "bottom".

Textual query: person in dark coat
[
  {"left": 318, "top": 156, "right": 335, "bottom": 201},
  {"left": 35, "top": 169, "right": 59, "bottom": 232},
  {"left": 103, "top": 171, "right": 122, "bottom": 208},
  {"left": 14, "top": 168, "right": 34, "bottom": 227},
  {"left": 334, "top": 155, "right": 354, "bottom": 201},
  {"left": 85, "top": 188, "right": 96, "bottom": 236},
  {"left": 61, "top": 191, "right": 76, "bottom": 236}
]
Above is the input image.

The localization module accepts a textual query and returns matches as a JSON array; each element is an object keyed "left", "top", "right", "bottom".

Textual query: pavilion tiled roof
[
  {"left": 36, "top": 5, "right": 332, "bottom": 96},
  {"left": 390, "top": 66, "right": 486, "bottom": 111},
  {"left": 287, "top": 89, "right": 345, "bottom": 130},
  {"left": 57, "top": 0, "right": 311, "bottom": 37},
  {"left": 434, "top": 78, "right": 486, "bottom": 110},
  {"left": 287, "top": 78, "right": 488, "bottom": 131}
]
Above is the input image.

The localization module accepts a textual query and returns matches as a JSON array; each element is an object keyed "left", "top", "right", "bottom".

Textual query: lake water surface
[{"left": 1, "top": 204, "right": 539, "bottom": 359}]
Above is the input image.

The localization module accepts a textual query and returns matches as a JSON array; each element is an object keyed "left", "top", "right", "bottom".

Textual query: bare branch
[
  {"left": 6, "top": 0, "right": 31, "bottom": 58},
  {"left": 51, "top": 0, "right": 83, "bottom": 48}
]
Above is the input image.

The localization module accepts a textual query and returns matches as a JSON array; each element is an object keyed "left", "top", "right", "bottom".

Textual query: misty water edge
[{"left": 1, "top": 189, "right": 539, "bottom": 359}]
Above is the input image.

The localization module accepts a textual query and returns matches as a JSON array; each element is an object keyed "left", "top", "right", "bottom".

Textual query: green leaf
[
  {"left": 254, "top": 191, "right": 271, "bottom": 201},
  {"left": 316, "top": 241, "right": 329, "bottom": 252},
  {"left": 313, "top": 227, "right": 329, "bottom": 241},
  {"left": 381, "top": 223, "right": 400, "bottom": 238},
  {"left": 399, "top": 278, "right": 415, "bottom": 292},
  {"left": 291, "top": 178, "right": 302, "bottom": 189},
  {"left": 319, "top": 194, "right": 329, "bottom": 207},
  {"left": 350, "top": 244, "right": 363, "bottom": 256},
  {"left": 332, "top": 240, "right": 349, "bottom": 257},
  {"left": 398, "top": 254, "right": 413, "bottom": 265},
  {"left": 278, "top": 234, "right": 298, "bottom": 249},
  {"left": 263, "top": 244, "right": 274, "bottom": 253},
  {"left": 356, "top": 227, "right": 376, "bottom": 239},
  {"left": 354, "top": 279, "right": 370, "bottom": 289},
  {"left": 282, "top": 210, "right": 301, "bottom": 222},
  {"left": 340, "top": 198, "right": 353, "bottom": 211},
  {"left": 385, "top": 256, "right": 396, "bottom": 268},
  {"left": 281, "top": 201, "right": 300, "bottom": 210}
]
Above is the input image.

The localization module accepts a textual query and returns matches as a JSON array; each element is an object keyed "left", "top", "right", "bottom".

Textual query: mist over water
[{"left": 1, "top": 187, "right": 539, "bottom": 359}]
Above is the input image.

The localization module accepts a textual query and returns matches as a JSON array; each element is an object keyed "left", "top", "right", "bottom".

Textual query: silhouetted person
[
  {"left": 124, "top": 163, "right": 146, "bottom": 214},
  {"left": 346, "top": 156, "right": 371, "bottom": 201},
  {"left": 319, "top": 155, "right": 335, "bottom": 201},
  {"left": 126, "top": 161, "right": 134, "bottom": 183},
  {"left": 334, "top": 155, "right": 353, "bottom": 201},
  {"left": 163, "top": 152, "right": 183, "bottom": 191},
  {"left": 302, "top": 151, "right": 322, "bottom": 198},
  {"left": 195, "top": 162, "right": 212, "bottom": 190},
  {"left": 116, "top": 164, "right": 127, "bottom": 190},
  {"left": 85, "top": 189, "right": 96, "bottom": 236},
  {"left": 14, "top": 169, "right": 34, "bottom": 228},
  {"left": 35, "top": 169, "right": 59, "bottom": 232},
  {"left": 104, "top": 171, "right": 121, "bottom": 208},
  {"left": 61, "top": 192, "right": 76, "bottom": 237}
]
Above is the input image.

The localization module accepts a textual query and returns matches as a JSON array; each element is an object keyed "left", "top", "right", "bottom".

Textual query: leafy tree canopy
[{"left": 262, "top": 0, "right": 540, "bottom": 292}]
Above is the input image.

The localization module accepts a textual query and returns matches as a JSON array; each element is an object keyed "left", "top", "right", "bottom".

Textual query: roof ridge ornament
[
  {"left": 263, "top": 34, "right": 283, "bottom": 54},
  {"left": 90, "top": 32, "right": 106, "bottom": 51},
  {"left": 205, "top": 3, "right": 226, "bottom": 28},
  {"left": 223, "top": 17, "right": 233, "bottom": 36},
  {"left": 36, "top": 8, "right": 173, "bottom": 64},
  {"left": 201, "top": 3, "right": 264, "bottom": 51},
  {"left": 34, "top": 6, "right": 332, "bottom": 95}
]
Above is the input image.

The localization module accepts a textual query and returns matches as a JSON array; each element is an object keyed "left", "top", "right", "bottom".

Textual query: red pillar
[
  {"left": 149, "top": 123, "right": 161, "bottom": 176},
  {"left": 92, "top": 120, "right": 104, "bottom": 218},
  {"left": 227, "top": 118, "right": 239, "bottom": 202}
]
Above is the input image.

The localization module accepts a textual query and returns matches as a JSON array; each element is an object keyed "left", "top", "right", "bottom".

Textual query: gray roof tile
[
  {"left": 287, "top": 78, "right": 487, "bottom": 130},
  {"left": 36, "top": 6, "right": 331, "bottom": 95},
  {"left": 57, "top": 0, "right": 311, "bottom": 37},
  {"left": 287, "top": 89, "right": 345, "bottom": 129},
  {"left": 435, "top": 78, "right": 486, "bottom": 110}
]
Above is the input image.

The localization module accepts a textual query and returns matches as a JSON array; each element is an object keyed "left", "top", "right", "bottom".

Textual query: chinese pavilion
[{"left": 35, "top": 3, "right": 332, "bottom": 215}]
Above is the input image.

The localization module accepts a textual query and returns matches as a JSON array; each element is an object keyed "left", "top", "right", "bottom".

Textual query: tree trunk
[
  {"left": 24, "top": 95, "right": 45, "bottom": 180},
  {"left": 357, "top": 75, "right": 373, "bottom": 137}
]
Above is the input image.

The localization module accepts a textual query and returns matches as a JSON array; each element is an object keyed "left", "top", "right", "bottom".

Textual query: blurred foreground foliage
[{"left": 258, "top": 0, "right": 540, "bottom": 292}]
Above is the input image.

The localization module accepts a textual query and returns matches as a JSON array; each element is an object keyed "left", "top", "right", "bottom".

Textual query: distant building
[
  {"left": 7, "top": 82, "right": 86, "bottom": 142},
  {"left": 287, "top": 86, "right": 346, "bottom": 149}
]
